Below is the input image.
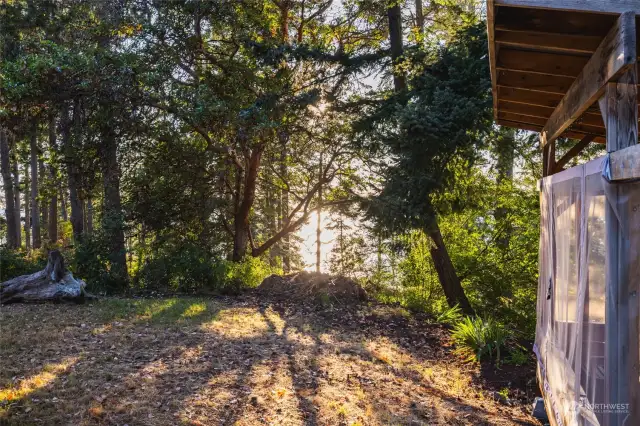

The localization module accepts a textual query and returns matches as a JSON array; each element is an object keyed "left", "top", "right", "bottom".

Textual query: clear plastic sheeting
[{"left": 535, "top": 157, "right": 640, "bottom": 426}]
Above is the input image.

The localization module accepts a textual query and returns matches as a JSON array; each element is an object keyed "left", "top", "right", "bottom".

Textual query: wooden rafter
[
  {"left": 541, "top": 12, "right": 637, "bottom": 146},
  {"left": 499, "top": 101, "right": 604, "bottom": 127},
  {"left": 495, "top": 119, "right": 606, "bottom": 144},
  {"left": 499, "top": 112, "right": 606, "bottom": 138},
  {"left": 495, "top": 6, "right": 616, "bottom": 37},
  {"left": 499, "top": 86, "right": 564, "bottom": 108},
  {"left": 495, "top": 30, "right": 602, "bottom": 55},
  {"left": 497, "top": 70, "right": 576, "bottom": 95},
  {"left": 497, "top": 49, "right": 589, "bottom": 78},
  {"left": 494, "top": 0, "right": 640, "bottom": 15}
]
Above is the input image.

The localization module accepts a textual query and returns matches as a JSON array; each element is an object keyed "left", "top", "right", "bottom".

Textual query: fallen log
[{"left": 0, "top": 250, "right": 88, "bottom": 304}]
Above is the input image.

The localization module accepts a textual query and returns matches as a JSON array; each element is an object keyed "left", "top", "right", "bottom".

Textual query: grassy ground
[{"left": 0, "top": 296, "right": 538, "bottom": 425}]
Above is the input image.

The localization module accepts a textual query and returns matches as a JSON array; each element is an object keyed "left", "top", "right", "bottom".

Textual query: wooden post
[
  {"left": 604, "top": 63, "right": 639, "bottom": 425},
  {"left": 542, "top": 132, "right": 555, "bottom": 177}
]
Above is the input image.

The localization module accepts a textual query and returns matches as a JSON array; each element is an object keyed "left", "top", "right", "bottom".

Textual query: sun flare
[{"left": 297, "top": 210, "right": 336, "bottom": 273}]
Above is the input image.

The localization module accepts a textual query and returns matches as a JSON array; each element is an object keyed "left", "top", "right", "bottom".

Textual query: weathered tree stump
[{"left": 0, "top": 250, "right": 88, "bottom": 304}]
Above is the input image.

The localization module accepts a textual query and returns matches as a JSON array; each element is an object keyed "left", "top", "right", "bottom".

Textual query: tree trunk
[
  {"left": 232, "top": 145, "right": 264, "bottom": 262},
  {"left": 82, "top": 198, "right": 87, "bottom": 234},
  {"left": 100, "top": 128, "right": 128, "bottom": 283},
  {"left": 49, "top": 193, "right": 58, "bottom": 242},
  {"left": 0, "top": 129, "right": 18, "bottom": 249},
  {"left": 279, "top": 1, "right": 290, "bottom": 43},
  {"left": 427, "top": 224, "right": 475, "bottom": 316},
  {"left": 386, "top": 1, "right": 473, "bottom": 315},
  {"left": 24, "top": 160, "right": 31, "bottom": 252},
  {"left": 86, "top": 197, "right": 93, "bottom": 235},
  {"left": 387, "top": 3, "right": 406, "bottom": 92},
  {"left": 495, "top": 128, "right": 515, "bottom": 250},
  {"left": 415, "top": 0, "right": 424, "bottom": 35},
  {"left": 30, "top": 118, "right": 41, "bottom": 249},
  {"left": 316, "top": 153, "right": 322, "bottom": 273},
  {"left": 279, "top": 131, "right": 291, "bottom": 273},
  {"left": 62, "top": 104, "right": 83, "bottom": 241},
  {"left": 137, "top": 226, "right": 146, "bottom": 275},
  {"left": 387, "top": 4, "right": 474, "bottom": 315},
  {"left": 12, "top": 147, "right": 21, "bottom": 248},
  {"left": 39, "top": 158, "right": 48, "bottom": 241},
  {"left": 60, "top": 185, "right": 68, "bottom": 221},
  {"left": 377, "top": 232, "right": 383, "bottom": 275},
  {"left": 277, "top": 4, "right": 291, "bottom": 272},
  {"left": 48, "top": 113, "right": 58, "bottom": 242},
  {"left": 0, "top": 250, "right": 88, "bottom": 304},
  {"left": 265, "top": 155, "right": 280, "bottom": 266}
]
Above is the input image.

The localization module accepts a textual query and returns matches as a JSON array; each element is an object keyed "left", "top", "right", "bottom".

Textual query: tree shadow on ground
[{"left": 0, "top": 296, "right": 537, "bottom": 425}]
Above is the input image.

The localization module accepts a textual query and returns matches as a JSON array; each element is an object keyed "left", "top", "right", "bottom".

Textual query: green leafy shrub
[
  {"left": 135, "top": 241, "right": 280, "bottom": 295},
  {"left": 73, "top": 233, "right": 127, "bottom": 294},
  {"left": 451, "top": 316, "right": 508, "bottom": 364},
  {"left": 396, "top": 231, "right": 443, "bottom": 313},
  {"left": 0, "top": 247, "right": 46, "bottom": 281},
  {"left": 136, "top": 242, "right": 222, "bottom": 294},
  {"left": 225, "top": 256, "right": 280, "bottom": 289},
  {"left": 504, "top": 346, "right": 530, "bottom": 366},
  {"left": 363, "top": 270, "right": 398, "bottom": 303},
  {"left": 399, "top": 286, "right": 431, "bottom": 312}
]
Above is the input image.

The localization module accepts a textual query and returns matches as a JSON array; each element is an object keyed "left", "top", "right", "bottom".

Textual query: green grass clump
[
  {"left": 451, "top": 316, "right": 507, "bottom": 364},
  {"left": 436, "top": 304, "right": 464, "bottom": 325}
]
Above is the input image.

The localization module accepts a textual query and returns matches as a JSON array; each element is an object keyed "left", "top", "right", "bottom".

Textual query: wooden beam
[
  {"left": 608, "top": 142, "right": 640, "bottom": 180},
  {"left": 499, "top": 86, "right": 565, "bottom": 108},
  {"left": 499, "top": 111, "right": 606, "bottom": 136},
  {"left": 497, "top": 48, "right": 589, "bottom": 78},
  {"left": 541, "top": 12, "right": 637, "bottom": 146},
  {"left": 497, "top": 70, "right": 576, "bottom": 94},
  {"left": 494, "top": 5, "right": 616, "bottom": 37},
  {"left": 499, "top": 111, "right": 548, "bottom": 127},
  {"left": 499, "top": 101, "right": 555, "bottom": 118},
  {"left": 495, "top": 0, "right": 640, "bottom": 15},
  {"left": 496, "top": 119, "right": 607, "bottom": 143},
  {"left": 495, "top": 30, "right": 601, "bottom": 55},
  {"left": 488, "top": 0, "right": 498, "bottom": 119},
  {"left": 553, "top": 135, "right": 596, "bottom": 172},
  {"left": 498, "top": 85, "right": 640, "bottom": 117},
  {"left": 499, "top": 101, "right": 605, "bottom": 127},
  {"left": 498, "top": 68, "right": 640, "bottom": 97}
]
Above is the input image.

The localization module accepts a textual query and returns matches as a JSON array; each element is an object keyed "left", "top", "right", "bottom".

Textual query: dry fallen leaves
[{"left": 0, "top": 296, "right": 537, "bottom": 425}]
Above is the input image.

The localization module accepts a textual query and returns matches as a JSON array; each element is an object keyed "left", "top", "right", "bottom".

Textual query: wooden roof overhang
[{"left": 487, "top": 0, "right": 640, "bottom": 146}]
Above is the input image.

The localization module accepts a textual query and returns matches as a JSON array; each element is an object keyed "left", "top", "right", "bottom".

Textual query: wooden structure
[{"left": 487, "top": 1, "right": 640, "bottom": 425}]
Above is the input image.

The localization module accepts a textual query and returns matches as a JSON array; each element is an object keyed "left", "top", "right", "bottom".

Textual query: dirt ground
[{"left": 0, "top": 296, "right": 539, "bottom": 425}]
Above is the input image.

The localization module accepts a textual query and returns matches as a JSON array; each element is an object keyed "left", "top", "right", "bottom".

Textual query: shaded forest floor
[{"left": 0, "top": 296, "right": 539, "bottom": 425}]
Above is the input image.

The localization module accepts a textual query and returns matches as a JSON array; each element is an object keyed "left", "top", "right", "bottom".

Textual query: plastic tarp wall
[{"left": 535, "top": 156, "right": 640, "bottom": 426}]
